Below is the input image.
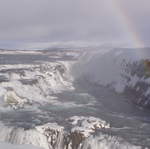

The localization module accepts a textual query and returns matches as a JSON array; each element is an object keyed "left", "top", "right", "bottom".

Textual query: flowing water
[{"left": 0, "top": 48, "right": 150, "bottom": 149}]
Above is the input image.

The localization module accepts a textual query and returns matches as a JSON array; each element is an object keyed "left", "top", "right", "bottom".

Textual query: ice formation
[{"left": 0, "top": 62, "right": 74, "bottom": 109}]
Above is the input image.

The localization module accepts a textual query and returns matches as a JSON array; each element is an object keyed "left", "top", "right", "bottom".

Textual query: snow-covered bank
[{"left": 73, "top": 48, "right": 150, "bottom": 108}]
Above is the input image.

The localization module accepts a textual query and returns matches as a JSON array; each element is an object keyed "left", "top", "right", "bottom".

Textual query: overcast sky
[{"left": 0, "top": 0, "right": 149, "bottom": 49}]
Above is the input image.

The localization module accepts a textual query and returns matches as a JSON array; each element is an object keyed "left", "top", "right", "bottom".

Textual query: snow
[
  {"left": 0, "top": 48, "right": 149, "bottom": 149},
  {"left": 82, "top": 134, "right": 142, "bottom": 149},
  {"left": 0, "top": 61, "right": 74, "bottom": 109},
  {"left": 36, "top": 123, "right": 64, "bottom": 134},
  {"left": 0, "top": 142, "right": 42, "bottom": 149},
  {"left": 69, "top": 116, "right": 110, "bottom": 137},
  {"left": 0, "top": 116, "right": 110, "bottom": 149},
  {"left": 4, "top": 91, "right": 28, "bottom": 109}
]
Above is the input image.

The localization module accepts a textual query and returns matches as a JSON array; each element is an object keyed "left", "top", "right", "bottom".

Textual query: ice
[
  {"left": 69, "top": 116, "right": 110, "bottom": 137},
  {"left": 0, "top": 142, "right": 42, "bottom": 149},
  {"left": 82, "top": 134, "right": 141, "bottom": 149},
  {"left": 0, "top": 61, "right": 75, "bottom": 109}
]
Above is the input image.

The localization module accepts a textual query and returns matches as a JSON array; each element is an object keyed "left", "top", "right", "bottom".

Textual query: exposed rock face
[
  {"left": 69, "top": 116, "right": 110, "bottom": 137},
  {"left": 0, "top": 116, "right": 141, "bottom": 149},
  {"left": 121, "top": 60, "right": 150, "bottom": 107},
  {"left": 0, "top": 116, "right": 111, "bottom": 149},
  {"left": 36, "top": 123, "right": 64, "bottom": 149},
  {"left": 67, "top": 116, "right": 110, "bottom": 149}
]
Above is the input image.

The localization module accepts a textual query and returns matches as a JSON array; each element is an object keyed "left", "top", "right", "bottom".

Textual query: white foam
[
  {"left": 82, "top": 134, "right": 141, "bottom": 149},
  {"left": 0, "top": 142, "right": 42, "bottom": 149},
  {"left": 0, "top": 61, "right": 75, "bottom": 109}
]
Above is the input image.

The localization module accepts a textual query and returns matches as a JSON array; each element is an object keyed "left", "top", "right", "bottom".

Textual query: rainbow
[{"left": 113, "top": 0, "right": 146, "bottom": 58}]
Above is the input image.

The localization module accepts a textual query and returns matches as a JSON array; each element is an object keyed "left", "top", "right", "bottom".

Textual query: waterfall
[{"left": 81, "top": 134, "right": 141, "bottom": 149}]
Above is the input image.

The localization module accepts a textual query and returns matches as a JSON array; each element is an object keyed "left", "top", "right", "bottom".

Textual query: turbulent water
[{"left": 0, "top": 47, "right": 150, "bottom": 149}]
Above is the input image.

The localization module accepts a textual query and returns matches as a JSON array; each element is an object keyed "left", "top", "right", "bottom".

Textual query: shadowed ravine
[{"left": 0, "top": 48, "right": 150, "bottom": 149}]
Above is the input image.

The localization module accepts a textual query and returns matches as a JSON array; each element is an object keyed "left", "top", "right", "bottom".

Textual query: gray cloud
[{"left": 0, "top": 0, "right": 149, "bottom": 49}]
